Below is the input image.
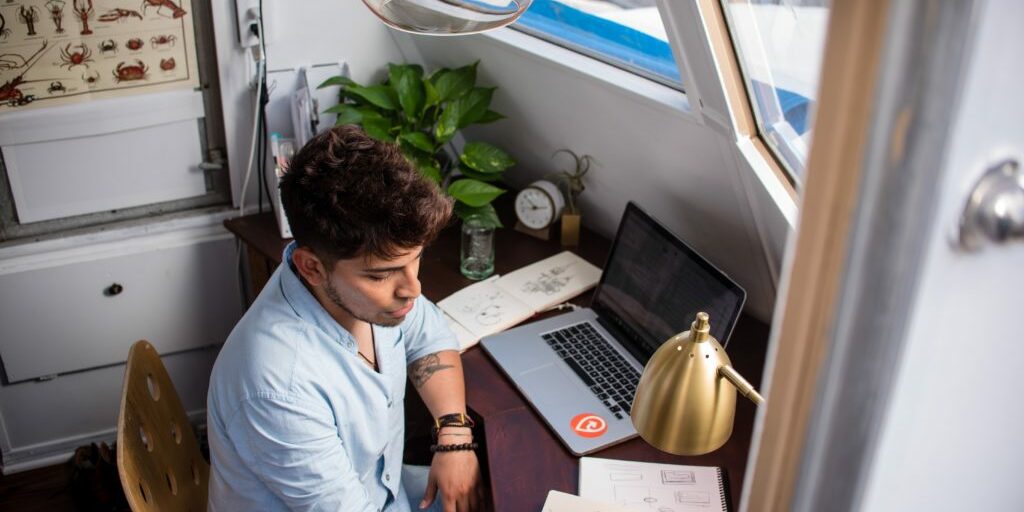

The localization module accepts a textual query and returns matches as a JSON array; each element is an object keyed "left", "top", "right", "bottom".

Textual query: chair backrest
[{"left": 117, "top": 340, "right": 209, "bottom": 511}]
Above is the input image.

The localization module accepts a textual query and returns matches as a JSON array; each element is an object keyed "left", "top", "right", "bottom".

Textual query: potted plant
[
  {"left": 551, "top": 149, "right": 593, "bottom": 247},
  {"left": 319, "top": 62, "right": 513, "bottom": 229}
]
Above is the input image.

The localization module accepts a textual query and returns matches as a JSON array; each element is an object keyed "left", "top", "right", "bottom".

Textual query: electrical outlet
[{"left": 235, "top": 0, "right": 261, "bottom": 48}]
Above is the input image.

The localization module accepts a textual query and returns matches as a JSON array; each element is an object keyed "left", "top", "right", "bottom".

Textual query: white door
[{"left": 855, "top": 1, "right": 1024, "bottom": 510}]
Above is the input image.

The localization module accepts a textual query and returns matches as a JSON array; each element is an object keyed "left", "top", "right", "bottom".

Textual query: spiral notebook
[{"left": 578, "top": 457, "right": 731, "bottom": 512}]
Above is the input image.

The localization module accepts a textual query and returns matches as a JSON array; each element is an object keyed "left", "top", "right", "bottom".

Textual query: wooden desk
[{"left": 224, "top": 212, "right": 769, "bottom": 511}]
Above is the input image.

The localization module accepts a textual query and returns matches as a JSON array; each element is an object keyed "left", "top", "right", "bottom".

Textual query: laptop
[{"left": 481, "top": 202, "right": 746, "bottom": 455}]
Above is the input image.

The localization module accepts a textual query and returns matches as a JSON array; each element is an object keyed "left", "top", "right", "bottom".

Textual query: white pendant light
[{"left": 361, "top": 0, "right": 532, "bottom": 36}]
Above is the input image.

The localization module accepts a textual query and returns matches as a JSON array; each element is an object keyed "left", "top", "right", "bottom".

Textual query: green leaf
[
  {"left": 318, "top": 75, "right": 358, "bottom": 89},
  {"left": 447, "top": 178, "right": 505, "bottom": 208},
  {"left": 460, "top": 142, "right": 515, "bottom": 174},
  {"left": 435, "top": 101, "right": 462, "bottom": 143},
  {"left": 453, "top": 87, "right": 495, "bottom": 129},
  {"left": 328, "top": 104, "right": 363, "bottom": 125},
  {"left": 432, "top": 62, "right": 477, "bottom": 102},
  {"left": 419, "top": 162, "right": 443, "bottom": 184},
  {"left": 398, "top": 131, "right": 435, "bottom": 153},
  {"left": 457, "top": 163, "right": 502, "bottom": 183},
  {"left": 454, "top": 202, "right": 503, "bottom": 229},
  {"left": 344, "top": 84, "right": 399, "bottom": 110},
  {"left": 362, "top": 113, "right": 395, "bottom": 142},
  {"left": 400, "top": 147, "right": 442, "bottom": 184},
  {"left": 423, "top": 79, "right": 440, "bottom": 109},
  {"left": 476, "top": 109, "right": 505, "bottom": 124},
  {"left": 389, "top": 63, "right": 425, "bottom": 119}
]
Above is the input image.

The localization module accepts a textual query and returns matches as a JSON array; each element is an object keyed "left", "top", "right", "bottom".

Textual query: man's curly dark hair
[{"left": 279, "top": 125, "right": 453, "bottom": 265}]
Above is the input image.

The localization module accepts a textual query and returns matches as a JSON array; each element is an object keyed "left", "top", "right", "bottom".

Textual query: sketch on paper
[
  {"left": 608, "top": 470, "right": 643, "bottom": 482},
  {"left": 614, "top": 485, "right": 664, "bottom": 509},
  {"left": 578, "top": 457, "right": 726, "bottom": 512},
  {"left": 520, "top": 263, "right": 574, "bottom": 296},
  {"left": 676, "top": 490, "right": 710, "bottom": 506},
  {"left": 662, "top": 470, "right": 696, "bottom": 485}
]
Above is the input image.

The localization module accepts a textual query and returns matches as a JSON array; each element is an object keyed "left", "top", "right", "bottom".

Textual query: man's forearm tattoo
[{"left": 408, "top": 353, "right": 454, "bottom": 388}]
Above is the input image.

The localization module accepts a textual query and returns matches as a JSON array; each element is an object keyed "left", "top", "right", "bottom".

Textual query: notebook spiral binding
[{"left": 717, "top": 467, "right": 733, "bottom": 512}]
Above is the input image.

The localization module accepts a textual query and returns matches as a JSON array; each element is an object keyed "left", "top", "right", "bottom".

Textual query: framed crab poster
[{"left": 0, "top": 0, "right": 198, "bottom": 112}]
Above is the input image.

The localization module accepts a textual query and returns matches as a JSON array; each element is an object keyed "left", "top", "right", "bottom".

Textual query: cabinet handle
[{"left": 104, "top": 283, "right": 124, "bottom": 296}]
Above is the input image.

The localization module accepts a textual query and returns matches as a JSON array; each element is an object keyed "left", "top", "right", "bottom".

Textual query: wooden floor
[{"left": 0, "top": 464, "right": 77, "bottom": 512}]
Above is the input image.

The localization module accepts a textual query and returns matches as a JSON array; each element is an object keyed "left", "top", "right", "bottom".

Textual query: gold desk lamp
[{"left": 631, "top": 312, "right": 764, "bottom": 455}]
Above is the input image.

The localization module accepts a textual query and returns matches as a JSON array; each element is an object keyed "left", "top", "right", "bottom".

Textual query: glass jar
[{"left": 460, "top": 215, "right": 495, "bottom": 280}]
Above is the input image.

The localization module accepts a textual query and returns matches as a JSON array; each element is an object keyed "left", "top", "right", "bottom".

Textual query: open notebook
[
  {"left": 438, "top": 251, "right": 601, "bottom": 350},
  {"left": 578, "top": 457, "right": 730, "bottom": 512}
]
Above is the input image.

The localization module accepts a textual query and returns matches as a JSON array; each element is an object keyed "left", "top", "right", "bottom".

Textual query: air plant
[{"left": 551, "top": 149, "right": 594, "bottom": 215}]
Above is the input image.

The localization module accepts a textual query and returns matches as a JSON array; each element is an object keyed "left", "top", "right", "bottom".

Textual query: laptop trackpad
[{"left": 519, "top": 364, "right": 582, "bottom": 405}]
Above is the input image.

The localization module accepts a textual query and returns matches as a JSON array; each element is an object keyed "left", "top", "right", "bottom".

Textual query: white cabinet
[
  {"left": 0, "top": 235, "right": 240, "bottom": 383},
  {"left": 0, "top": 219, "right": 243, "bottom": 472}
]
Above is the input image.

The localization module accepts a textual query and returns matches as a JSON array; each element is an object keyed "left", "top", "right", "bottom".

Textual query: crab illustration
[
  {"left": 125, "top": 38, "right": 143, "bottom": 51},
  {"left": 82, "top": 70, "right": 99, "bottom": 85},
  {"left": 112, "top": 60, "right": 147, "bottom": 82},
  {"left": 150, "top": 34, "right": 176, "bottom": 49},
  {"left": 59, "top": 42, "right": 92, "bottom": 70},
  {"left": 48, "top": 81, "right": 66, "bottom": 94},
  {"left": 159, "top": 57, "right": 174, "bottom": 71},
  {"left": 98, "top": 39, "right": 116, "bottom": 54}
]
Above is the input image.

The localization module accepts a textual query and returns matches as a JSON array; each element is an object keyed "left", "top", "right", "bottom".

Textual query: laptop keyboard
[{"left": 542, "top": 321, "right": 641, "bottom": 420}]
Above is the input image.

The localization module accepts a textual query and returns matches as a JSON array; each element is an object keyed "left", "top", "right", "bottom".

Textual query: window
[
  {"left": 719, "top": 0, "right": 830, "bottom": 182},
  {"left": 513, "top": 0, "right": 684, "bottom": 88}
]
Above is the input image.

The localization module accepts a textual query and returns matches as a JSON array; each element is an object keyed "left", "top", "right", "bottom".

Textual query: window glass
[
  {"left": 720, "top": 0, "right": 830, "bottom": 182},
  {"left": 514, "top": 0, "right": 684, "bottom": 88}
]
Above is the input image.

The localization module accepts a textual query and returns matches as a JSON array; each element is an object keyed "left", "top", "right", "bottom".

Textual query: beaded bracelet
[{"left": 430, "top": 442, "right": 478, "bottom": 453}]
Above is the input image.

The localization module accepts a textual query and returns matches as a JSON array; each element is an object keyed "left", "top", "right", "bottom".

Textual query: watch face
[{"left": 515, "top": 187, "right": 555, "bottom": 229}]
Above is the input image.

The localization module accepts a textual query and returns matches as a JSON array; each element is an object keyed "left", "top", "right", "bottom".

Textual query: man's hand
[{"left": 421, "top": 449, "right": 484, "bottom": 511}]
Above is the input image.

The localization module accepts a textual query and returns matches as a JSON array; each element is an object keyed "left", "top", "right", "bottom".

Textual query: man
[{"left": 207, "top": 126, "right": 483, "bottom": 511}]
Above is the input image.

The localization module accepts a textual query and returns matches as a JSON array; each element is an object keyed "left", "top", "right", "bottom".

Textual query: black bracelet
[
  {"left": 432, "top": 413, "right": 475, "bottom": 441},
  {"left": 434, "top": 412, "right": 475, "bottom": 429},
  {"left": 430, "top": 442, "right": 478, "bottom": 453}
]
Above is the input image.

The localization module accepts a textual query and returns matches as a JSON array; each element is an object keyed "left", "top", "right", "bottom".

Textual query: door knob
[{"left": 958, "top": 159, "right": 1024, "bottom": 251}]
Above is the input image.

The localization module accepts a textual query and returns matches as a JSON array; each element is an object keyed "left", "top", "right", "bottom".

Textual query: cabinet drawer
[
  {"left": 0, "top": 90, "right": 207, "bottom": 223},
  {"left": 0, "top": 237, "right": 241, "bottom": 382}
]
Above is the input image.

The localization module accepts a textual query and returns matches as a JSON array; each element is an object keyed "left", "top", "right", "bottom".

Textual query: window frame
[{"left": 509, "top": 0, "right": 686, "bottom": 91}]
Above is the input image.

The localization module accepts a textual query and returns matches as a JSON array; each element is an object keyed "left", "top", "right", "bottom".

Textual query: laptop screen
[{"left": 591, "top": 202, "right": 746, "bottom": 365}]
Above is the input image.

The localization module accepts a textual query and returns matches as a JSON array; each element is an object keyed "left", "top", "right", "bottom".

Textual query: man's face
[{"left": 319, "top": 246, "right": 423, "bottom": 327}]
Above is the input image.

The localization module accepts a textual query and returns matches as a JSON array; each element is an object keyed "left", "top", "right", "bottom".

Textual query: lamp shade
[
  {"left": 361, "top": 0, "right": 532, "bottom": 36},
  {"left": 630, "top": 312, "right": 763, "bottom": 456}
]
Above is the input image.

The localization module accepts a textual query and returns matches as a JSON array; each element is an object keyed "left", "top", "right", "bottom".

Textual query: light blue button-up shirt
[{"left": 207, "top": 243, "right": 458, "bottom": 511}]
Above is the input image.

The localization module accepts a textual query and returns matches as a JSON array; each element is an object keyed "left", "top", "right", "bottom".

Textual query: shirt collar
[{"left": 279, "top": 242, "right": 358, "bottom": 351}]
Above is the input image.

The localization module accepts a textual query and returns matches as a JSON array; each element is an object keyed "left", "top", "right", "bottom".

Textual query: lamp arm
[{"left": 719, "top": 365, "right": 765, "bottom": 405}]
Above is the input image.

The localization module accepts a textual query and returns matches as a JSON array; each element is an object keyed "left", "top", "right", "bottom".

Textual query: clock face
[{"left": 515, "top": 186, "right": 557, "bottom": 229}]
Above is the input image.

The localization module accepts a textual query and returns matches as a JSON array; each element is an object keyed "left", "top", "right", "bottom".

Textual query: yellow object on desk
[{"left": 631, "top": 312, "right": 764, "bottom": 456}]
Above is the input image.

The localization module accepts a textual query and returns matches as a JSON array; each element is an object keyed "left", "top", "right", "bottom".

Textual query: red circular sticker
[{"left": 570, "top": 413, "right": 608, "bottom": 438}]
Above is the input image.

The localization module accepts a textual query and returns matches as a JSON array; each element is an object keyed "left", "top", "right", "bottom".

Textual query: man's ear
[{"left": 291, "top": 247, "right": 329, "bottom": 287}]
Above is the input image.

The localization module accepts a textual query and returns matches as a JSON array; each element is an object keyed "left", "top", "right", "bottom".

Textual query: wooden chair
[{"left": 117, "top": 340, "right": 209, "bottom": 511}]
